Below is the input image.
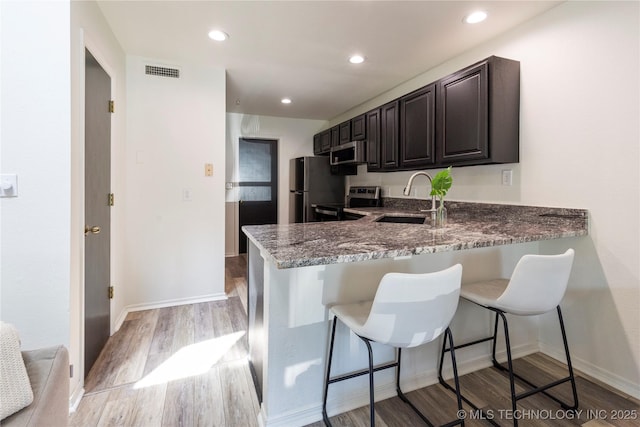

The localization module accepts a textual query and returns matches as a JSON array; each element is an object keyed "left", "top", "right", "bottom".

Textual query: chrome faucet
[{"left": 403, "top": 171, "right": 438, "bottom": 219}]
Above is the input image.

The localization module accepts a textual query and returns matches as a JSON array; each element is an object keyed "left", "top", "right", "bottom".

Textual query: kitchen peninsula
[{"left": 242, "top": 201, "right": 588, "bottom": 427}]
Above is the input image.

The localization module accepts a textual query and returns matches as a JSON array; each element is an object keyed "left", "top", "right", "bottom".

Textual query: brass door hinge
[
  {"left": 109, "top": 286, "right": 114, "bottom": 299},
  {"left": 109, "top": 100, "right": 115, "bottom": 113},
  {"left": 108, "top": 193, "right": 114, "bottom": 206}
]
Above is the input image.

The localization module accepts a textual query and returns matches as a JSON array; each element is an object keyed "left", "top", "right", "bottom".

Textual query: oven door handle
[{"left": 315, "top": 208, "right": 339, "bottom": 217}]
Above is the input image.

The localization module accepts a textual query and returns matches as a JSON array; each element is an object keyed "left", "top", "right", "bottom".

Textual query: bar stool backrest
[
  {"left": 496, "top": 249, "right": 575, "bottom": 315},
  {"left": 360, "top": 264, "right": 462, "bottom": 348}
]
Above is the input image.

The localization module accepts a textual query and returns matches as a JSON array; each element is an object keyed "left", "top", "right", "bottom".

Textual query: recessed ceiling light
[
  {"left": 464, "top": 11, "right": 488, "bottom": 24},
  {"left": 349, "top": 55, "right": 365, "bottom": 64},
  {"left": 208, "top": 30, "right": 229, "bottom": 41},
  {"left": 281, "top": 98, "right": 292, "bottom": 104}
]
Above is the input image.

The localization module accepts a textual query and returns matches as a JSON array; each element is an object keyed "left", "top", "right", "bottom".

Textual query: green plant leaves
[{"left": 430, "top": 166, "right": 453, "bottom": 198}]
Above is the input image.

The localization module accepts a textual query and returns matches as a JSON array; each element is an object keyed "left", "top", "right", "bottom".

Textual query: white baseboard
[
  {"left": 259, "top": 342, "right": 538, "bottom": 427},
  {"left": 539, "top": 343, "right": 640, "bottom": 400},
  {"left": 68, "top": 386, "right": 85, "bottom": 414},
  {"left": 113, "top": 292, "right": 228, "bottom": 332}
]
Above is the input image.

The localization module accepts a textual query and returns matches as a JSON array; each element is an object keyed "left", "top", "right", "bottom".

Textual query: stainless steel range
[{"left": 313, "top": 186, "right": 381, "bottom": 221}]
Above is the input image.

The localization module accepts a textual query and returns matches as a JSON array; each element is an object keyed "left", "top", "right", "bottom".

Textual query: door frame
[
  {"left": 232, "top": 137, "right": 279, "bottom": 255},
  {"left": 75, "top": 30, "right": 117, "bottom": 388}
]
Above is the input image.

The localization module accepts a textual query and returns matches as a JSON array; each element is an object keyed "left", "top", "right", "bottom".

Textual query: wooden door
[{"left": 84, "top": 49, "right": 111, "bottom": 377}]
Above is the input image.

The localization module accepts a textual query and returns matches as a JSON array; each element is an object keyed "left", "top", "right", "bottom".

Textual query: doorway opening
[{"left": 237, "top": 138, "right": 278, "bottom": 253}]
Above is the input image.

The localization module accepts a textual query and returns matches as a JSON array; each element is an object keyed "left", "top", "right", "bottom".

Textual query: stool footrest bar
[
  {"left": 328, "top": 361, "right": 398, "bottom": 385},
  {"left": 442, "top": 336, "right": 494, "bottom": 353}
]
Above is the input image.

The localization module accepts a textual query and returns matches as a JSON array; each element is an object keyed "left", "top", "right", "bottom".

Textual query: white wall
[
  {"left": 225, "top": 113, "right": 326, "bottom": 255},
  {"left": 336, "top": 1, "right": 640, "bottom": 397},
  {"left": 0, "top": 0, "right": 71, "bottom": 357},
  {"left": 124, "top": 56, "right": 226, "bottom": 309},
  {"left": 70, "top": 0, "right": 127, "bottom": 405}
]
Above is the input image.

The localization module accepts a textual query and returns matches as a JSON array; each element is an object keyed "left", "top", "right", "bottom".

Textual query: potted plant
[{"left": 430, "top": 166, "right": 453, "bottom": 226}]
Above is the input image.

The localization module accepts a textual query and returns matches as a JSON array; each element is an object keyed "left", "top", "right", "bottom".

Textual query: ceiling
[{"left": 97, "top": 1, "right": 562, "bottom": 121}]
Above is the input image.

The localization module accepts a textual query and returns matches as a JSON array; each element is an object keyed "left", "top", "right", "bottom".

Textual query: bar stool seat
[
  {"left": 322, "top": 264, "right": 465, "bottom": 427},
  {"left": 439, "top": 249, "right": 578, "bottom": 426}
]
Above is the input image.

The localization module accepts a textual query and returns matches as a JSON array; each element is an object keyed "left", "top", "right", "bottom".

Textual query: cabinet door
[
  {"left": 330, "top": 126, "right": 340, "bottom": 148},
  {"left": 339, "top": 121, "right": 351, "bottom": 144},
  {"left": 380, "top": 100, "right": 399, "bottom": 169},
  {"left": 438, "top": 61, "right": 489, "bottom": 164},
  {"left": 366, "top": 109, "right": 380, "bottom": 171},
  {"left": 320, "top": 129, "right": 331, "bottom": 153},
  {"left": 400, "top": 84, "right": 436, "bottom": 168},
  {"left": 313, "top": 133, "right": 322, "bottom": 155},
  {"left": 351, "top": 114, "right": 366, "bottom": 141}
]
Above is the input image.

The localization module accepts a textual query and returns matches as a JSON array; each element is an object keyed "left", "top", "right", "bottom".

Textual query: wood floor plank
[
  {"left": 375, "top": 396, "right": 427, "bottom": 426},
  {"left": 219, "top": 361, "right": 259, "bottom": 427},
  {"left": 69, "top": 389, "right": 110, "bottom": 427},
  {"left": 96, "top": 386, "right": 138, "bottom": 427},
  {"left": 148, "top": 305, "right": 179, "bottom": 356},
  {"left": 162, "top": 378, "right": 195, "bottom": 427},
  {"left": 113, "top": 309, "right": 159, "bottom": 385},
  {"left": 85, "top": 318, "right": 140, "bottom": 392},
  {"left": 346, "top": 405, "right": 389, "bottom": 427},
  {"left": 128, "top": 383, "right": 167, "bottom": 427},
  {"left": 194, "top": 301, "right": 215, "bottom": 343},
  {"left": 194, "top": 366, "right": 225, "bottom": 427},
  {"left": 171, "top": 304, "right": 195, "bottom": 353}
]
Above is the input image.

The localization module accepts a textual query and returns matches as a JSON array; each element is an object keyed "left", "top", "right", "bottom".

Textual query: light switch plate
[
  {"left": 0, "top": 174, "right": 18, "bottom": 197},
  {"left": 205, "top": 163, "right": 213, "bottom": 176},
  {"left": 502, "top": 169, "right": 513, "bottom": 186}
]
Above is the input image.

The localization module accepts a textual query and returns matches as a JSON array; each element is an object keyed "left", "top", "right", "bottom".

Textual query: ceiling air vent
[{"left": 145, "top": 65, "right": 180, "bottom": 78}]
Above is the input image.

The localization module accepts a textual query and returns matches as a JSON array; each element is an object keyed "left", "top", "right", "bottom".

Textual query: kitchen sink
[{"left": 375, "top": 215, "right": 427, "bottom": 224}]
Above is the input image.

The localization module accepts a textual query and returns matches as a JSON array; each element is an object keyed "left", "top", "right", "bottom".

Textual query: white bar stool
[
  {"left": 439, "top": 249, "right": 578, "bottom": 426},
  {"left": 322, "top": 264, "right": 464, "bottom": 427}
]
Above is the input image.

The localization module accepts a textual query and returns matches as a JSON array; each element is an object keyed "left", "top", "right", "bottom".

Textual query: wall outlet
[
  {"left": 205, "top": 163, "right": 213, "bottom": 176},
  {"left": 0, "top": 174, "right": 18, "bottom": 197},
  {"left": 502, "top": 169, "right": 513, "bottom": 186},
  {"left": 182, "top": 188, "right": 192, "bottom": 201}
]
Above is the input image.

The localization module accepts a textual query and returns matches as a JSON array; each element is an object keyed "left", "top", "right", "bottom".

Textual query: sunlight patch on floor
[{"left": 134, "top": 331, "right": 246, "bottom": 388}]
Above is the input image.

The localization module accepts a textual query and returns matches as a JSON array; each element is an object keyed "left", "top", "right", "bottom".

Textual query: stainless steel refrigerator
[{"left": 289, "top": 157, "right": 345, "bottom": 223}]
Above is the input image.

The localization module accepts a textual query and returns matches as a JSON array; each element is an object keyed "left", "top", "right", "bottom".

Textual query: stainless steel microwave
[{"left": 329, "top": 140, "right": 366, "bottom": 165}]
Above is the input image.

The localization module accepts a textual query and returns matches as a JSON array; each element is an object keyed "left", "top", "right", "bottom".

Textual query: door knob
[{"left": 84, "top": 226, "right": 101, "bottom": 236}]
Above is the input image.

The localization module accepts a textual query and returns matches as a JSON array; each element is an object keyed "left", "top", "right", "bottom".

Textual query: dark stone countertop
[{"left": 242, "top": 200, "right": 588, "bottom": 269}]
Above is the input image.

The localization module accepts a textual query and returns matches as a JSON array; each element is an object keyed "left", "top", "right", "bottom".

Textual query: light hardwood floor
[{"left": 71, "top": 256, "right": 639, "bottom": 426}]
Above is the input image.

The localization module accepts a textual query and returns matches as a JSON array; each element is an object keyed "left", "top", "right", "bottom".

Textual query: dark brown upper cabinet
[
  {"left": 321, "top": 129, "right": 331, "bottom": 153},
  {"left": 366, "top": 109, "right": 381, "bottom": 171},
  {"left": 339, "top": 121, "right": 351, "bottom": 145},
  {"left": 400, "top": 84, "right": 436, "bottom": 168},
  {"left": 437, "top": 56, "right": 519, "bottom": 166},
  {"left": 330, "top": 125, "right": 339, "bottom": 148},
  {"left": 313, "top": 133, "right": 322, "bottom": 155},
  {"left": 351, "top": 114, "right": 366, "bottom": 141},
  {"left": 315, "top": 55, "right": 519, "bottom": 171},
  {"left": 380, "top": 100, "right": 400, "bottom": 170}
]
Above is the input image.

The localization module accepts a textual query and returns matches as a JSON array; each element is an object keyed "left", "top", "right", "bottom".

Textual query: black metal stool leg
[
  {"left": 557, "top": 306, "right": 579, "bottom": 410},
  {"left": 445, "top": 328, "right": 465, "bottom": 426},
  {"left": 322, "top": 317, "right": 338, "bottom": 426},
  {"left": 491, "top": 312, "right": 501, "bottom": 368},
  {"left": 361, "top": 338, "right": 376, "bottom": 427},
  {"left": 496, "top": 310, "right": 519, "bottom": 427}
]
